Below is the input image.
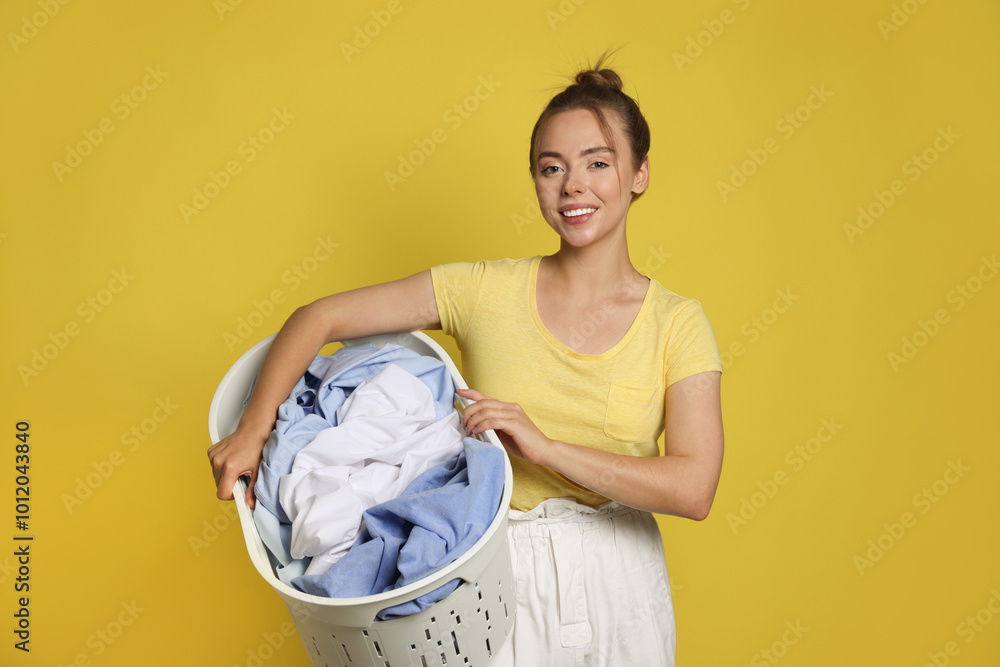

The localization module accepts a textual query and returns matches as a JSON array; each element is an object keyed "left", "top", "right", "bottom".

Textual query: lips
[{"left": 559, "top": 206, "right": 597, "bottom": 224}]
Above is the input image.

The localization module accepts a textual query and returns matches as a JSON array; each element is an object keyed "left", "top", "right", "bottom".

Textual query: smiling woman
[
  {"left": 209, "top": 51, "right": 723, "bottom": 666},
  {"left": 533, "top": 107, "right": 648, "bottom": 253}
]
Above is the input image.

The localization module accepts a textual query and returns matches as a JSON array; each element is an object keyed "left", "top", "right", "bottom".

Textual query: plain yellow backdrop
[{"left": 2, "top": 0, "right": 998, "bottom": 665}]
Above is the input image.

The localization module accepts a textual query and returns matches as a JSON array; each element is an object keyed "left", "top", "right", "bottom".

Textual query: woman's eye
[
  {"left": 591, "top": 161, "right": 609, "bottom": 169},
  {"left": 541, "top": 165, "right": 561, "bottom": 174}
]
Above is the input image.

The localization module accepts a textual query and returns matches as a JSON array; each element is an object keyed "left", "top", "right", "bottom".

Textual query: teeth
[{"left": 562, "top": 208, "right": 596, "bottom": 217}]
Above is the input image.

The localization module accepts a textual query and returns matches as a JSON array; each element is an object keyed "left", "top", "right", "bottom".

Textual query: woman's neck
[{"left": 544, "top": 238, "right": 648, "bottom": 301}]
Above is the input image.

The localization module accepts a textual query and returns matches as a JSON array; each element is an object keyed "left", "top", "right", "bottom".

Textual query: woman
[{"left": 209, "top": 55, "right": 724, "bottom": 665}]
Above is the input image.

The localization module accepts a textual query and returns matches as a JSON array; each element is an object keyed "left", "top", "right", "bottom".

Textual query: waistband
[{"left": 508, "top": 496, "right": 637, "bottom": 524}]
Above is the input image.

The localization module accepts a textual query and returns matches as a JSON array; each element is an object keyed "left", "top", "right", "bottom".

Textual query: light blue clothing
[
  {"left": 252, "top": 508, "right": 309, "bottom": 584},
  {"left": 292, "top": 437, "right": 505, "bottom": 620},
  {"left": 281, "top": 364, "right": 467, "bottom": 570},
  {"left": 254, "top": 343, "right": 457, "bottom": 523},
  {"left": 252, "top": 343, "right": 458, "bottom": 581}
]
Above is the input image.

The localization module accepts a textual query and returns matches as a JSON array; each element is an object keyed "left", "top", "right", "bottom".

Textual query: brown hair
[{"left": 529, "top": 52, "right": 651, "bottom": 199}]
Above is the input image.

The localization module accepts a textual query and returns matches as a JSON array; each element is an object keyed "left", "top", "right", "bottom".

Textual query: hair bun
[
  {"left": 574, "top": 68, "right": 624, "bottom": 92},
  {"left": 529, "top": 49, "right": 651, "bottom": 200}
]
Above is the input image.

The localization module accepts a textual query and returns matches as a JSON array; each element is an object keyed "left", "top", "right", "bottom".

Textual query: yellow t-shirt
[{"left": 430, "top": 256, "right": 723, "bottom": 511}]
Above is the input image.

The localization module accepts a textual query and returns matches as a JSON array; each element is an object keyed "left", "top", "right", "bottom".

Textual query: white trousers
[{"left": 493, "top": 498, "right": 676, "bottom": 666}]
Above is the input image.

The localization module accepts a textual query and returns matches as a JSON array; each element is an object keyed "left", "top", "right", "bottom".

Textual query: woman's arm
[
  {"left": 208, "top": 270, "right": 440, "bottom": 507},
  {"left": 459, "top": 370, "right": 724, "bottom": 519}
]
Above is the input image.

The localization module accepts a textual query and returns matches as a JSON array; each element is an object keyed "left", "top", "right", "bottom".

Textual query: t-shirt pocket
[{"left": 603, "top": 384, "right": 661, "bottom": 443}]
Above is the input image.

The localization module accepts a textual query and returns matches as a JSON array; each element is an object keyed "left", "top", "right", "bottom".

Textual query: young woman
[{"left": 209, "top": 56, "right": 724, "bottom": 665}]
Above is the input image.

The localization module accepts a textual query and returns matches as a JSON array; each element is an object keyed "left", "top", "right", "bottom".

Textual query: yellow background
[{"left": 2, "top": 0, "right": 998, "bottom": 665}]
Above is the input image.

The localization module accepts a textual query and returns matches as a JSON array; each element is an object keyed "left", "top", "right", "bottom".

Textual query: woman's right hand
[
  {"left": 207, "top": 427, "right": 267, "bottom": 508},
  {"left": 204, "top": 268, "right": 441, "bottom": 508}
]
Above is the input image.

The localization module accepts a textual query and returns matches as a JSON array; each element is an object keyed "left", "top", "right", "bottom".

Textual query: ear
[{"left": 631, "top": 157, "right": 650, "bottom": 196}]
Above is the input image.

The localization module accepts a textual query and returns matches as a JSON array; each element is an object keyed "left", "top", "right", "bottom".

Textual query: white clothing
[
  {"left": 278, "top": 364, "right": 466, "bottom": 574},
  {"left": 493, "top": 498, "right": 676, "bottom": 666}
]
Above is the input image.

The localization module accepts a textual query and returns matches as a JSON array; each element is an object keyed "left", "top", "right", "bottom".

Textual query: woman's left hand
[{"left": 457, "top": 388, "right": 553, "bottom": 465}]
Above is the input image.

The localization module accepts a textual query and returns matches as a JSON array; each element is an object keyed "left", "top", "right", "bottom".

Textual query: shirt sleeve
[
  {"left": 664, "top": 300, "right": 724, "bottom": 387},
  {"left": 429, "top": 261, "right": 487, "bottom": 342}
]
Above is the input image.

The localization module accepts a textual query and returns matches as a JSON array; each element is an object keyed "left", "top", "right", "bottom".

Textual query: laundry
[
  {"left": 292, "top": 437, "right": 505, "bottom": 620},
  {"left": 279, "top": 363, "right": 466, "bottom": 573},
  {"left": 253, "top": 342, "right": 457, "bottom": 524},
  {"left": 250, "top": 341, "right": 503, "bottom": 609}
]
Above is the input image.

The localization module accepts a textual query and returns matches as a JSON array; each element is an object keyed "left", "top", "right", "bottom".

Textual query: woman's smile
[{"left": 559, "top": 205, "right": 598, "bottom": 224}]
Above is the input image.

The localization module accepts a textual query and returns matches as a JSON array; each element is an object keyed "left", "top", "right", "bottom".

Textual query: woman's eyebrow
[{"left": 538, "top": 146, "right": 616, "bottom": 160}]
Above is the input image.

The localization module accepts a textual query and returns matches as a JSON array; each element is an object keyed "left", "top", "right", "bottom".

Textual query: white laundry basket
[{"left": 208, "top": 331, "right": 515, "bottom": 667}]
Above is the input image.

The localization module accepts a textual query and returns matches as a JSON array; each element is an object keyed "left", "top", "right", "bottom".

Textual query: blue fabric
[
  {"left": 253, "top": 343, "right": 457, "bottom": 523},
  {"left": 252, "top": 507, "right": 308, "bottom": 585},
  {"left": 292, "top": 437, "right": 505, "bottom": 619}
]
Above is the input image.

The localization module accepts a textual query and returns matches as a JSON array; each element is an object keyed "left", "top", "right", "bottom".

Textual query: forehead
[{"left": 537, "top": 108, "right": 624, "bottom": 152}]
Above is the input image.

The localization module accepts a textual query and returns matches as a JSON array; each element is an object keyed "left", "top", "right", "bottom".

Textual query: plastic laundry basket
[{"left": 208, "top": 331, "right": 515, "bottom": 667}]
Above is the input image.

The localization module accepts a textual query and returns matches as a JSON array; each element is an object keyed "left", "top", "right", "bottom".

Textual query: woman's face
[{"left": 533, "top": 108, "right": 648, "bottom": 250}]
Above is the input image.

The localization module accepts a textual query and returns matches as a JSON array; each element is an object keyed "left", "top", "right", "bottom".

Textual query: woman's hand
[
  {"left": 460, "top": 372, "right": 723, "bottom": 519},
  {"left": 207, "top": 427, "right": 266, "bottom": 508},
  {"left": 206, "top": 268, "right": 442, "bottom": 505},
  {"left": 457, "top": 388, "right": 554, "bottom": 465}
]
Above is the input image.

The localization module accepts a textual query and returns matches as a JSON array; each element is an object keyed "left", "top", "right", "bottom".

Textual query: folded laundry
[{"left": 292, "top": 437, "right": 505, "bottom": 620}]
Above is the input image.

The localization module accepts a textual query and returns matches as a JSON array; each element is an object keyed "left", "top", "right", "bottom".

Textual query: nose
[{"left": 561, "top": 168, "right": 584, "bottom": 196}]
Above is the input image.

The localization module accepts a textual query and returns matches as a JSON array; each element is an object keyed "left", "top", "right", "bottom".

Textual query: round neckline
[{"left": 528, "top": 255, "right": 654, "bottom": 361}]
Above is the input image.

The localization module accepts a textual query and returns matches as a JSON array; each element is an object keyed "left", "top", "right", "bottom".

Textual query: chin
[{"left": 560, "top": 232, "right": 599, "bottom": 248}]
